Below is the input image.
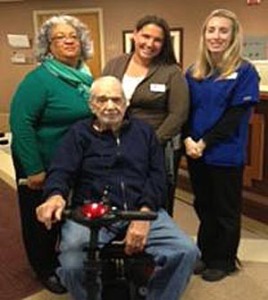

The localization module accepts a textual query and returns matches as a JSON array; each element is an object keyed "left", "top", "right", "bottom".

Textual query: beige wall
[{"left": 1, "top": 0, "right": 267, "bottom": 130}]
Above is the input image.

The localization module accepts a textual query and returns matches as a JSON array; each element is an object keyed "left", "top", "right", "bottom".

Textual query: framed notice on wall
[{"left": 243, "top": 36, "right": 268, "bottom": 60}]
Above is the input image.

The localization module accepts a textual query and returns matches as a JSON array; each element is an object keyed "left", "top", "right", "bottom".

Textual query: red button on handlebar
[{"left": 81, "top": 203, "right": 109, "bottom": 219}]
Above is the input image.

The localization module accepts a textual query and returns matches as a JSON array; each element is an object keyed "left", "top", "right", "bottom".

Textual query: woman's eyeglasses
[{"left": 50, "top": 34, "right": 79, "bottom": 43}]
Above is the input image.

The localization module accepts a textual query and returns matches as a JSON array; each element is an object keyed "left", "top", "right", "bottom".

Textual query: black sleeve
[
  {"left": 202, "top": 104, "right": 253, "bottom": 148},
  {"left": 42, "top": 125, "right": 83, "bottom": 201},
  {"left": 181, "top": 121, "right": 191, "bottom": 140}
]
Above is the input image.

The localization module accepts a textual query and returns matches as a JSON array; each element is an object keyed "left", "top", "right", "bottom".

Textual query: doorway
[{"left": 33, "top": 8, "right": 104, "bottom": 77}]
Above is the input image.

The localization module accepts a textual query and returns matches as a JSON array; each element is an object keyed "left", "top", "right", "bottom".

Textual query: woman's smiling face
[
  {"left": 205, "top": 16, "right": 233, "bottom": 59},
  {"left": 49, "top": 23, "right": 81, "bottom": 67},
  {"left": 133, "top": 23, "right": 164, "bottom": 63}
]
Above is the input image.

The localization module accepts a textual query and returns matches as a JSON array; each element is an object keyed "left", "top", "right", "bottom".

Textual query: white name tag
[
  {"left": 226, "top": 72, "right": 238, "bottom": 80},
  {"left": 150, "top": 83, "right": 166, "bottom": 92}
]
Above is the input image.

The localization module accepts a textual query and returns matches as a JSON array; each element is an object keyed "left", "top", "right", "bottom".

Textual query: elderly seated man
[{"left": 36, "top": 76, "right": 199, "bottom": 300}]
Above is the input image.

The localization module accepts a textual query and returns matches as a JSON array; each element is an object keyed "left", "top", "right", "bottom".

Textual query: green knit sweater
[{"left": 10, "top": 64, "right": 92, "bottom": 176}]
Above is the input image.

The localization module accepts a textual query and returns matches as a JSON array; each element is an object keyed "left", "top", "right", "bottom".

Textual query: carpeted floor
[
  {"left": 174, "top": 193, "right": 268, "bottom": 300},
  {"left": 184, "top": 261, "right": 268, "bottom": 300},
  {"left": 0, "top": 178, "right": 42, "bottom": 300}
]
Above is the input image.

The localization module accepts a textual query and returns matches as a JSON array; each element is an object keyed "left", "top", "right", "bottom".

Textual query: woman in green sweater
[{"left": 9, "top": 15, "right": 93, "bottom": 293}]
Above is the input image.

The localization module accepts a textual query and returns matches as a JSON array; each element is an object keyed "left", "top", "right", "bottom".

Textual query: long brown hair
[{"left": 131, "top": 15, "right": 177, "bottom": 65}]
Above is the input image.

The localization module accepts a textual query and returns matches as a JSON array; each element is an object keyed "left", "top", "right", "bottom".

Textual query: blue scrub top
[{"left": 186, "top": 61, "right": 259, "bottom": 166}]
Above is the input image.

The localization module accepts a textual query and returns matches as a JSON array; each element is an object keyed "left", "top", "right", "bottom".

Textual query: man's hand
[
  {"left": 36, "top": 195, "right": 66, "bottom": 230},
  {"left": 124, "top": 206, "right": 151, "bottom": 255},
  {"left": 27, "top": 171, "right": 46, "bottom": 190}
]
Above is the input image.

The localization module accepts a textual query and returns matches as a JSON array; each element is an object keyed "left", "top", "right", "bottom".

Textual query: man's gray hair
[
  {"left": 90, "top": 76, "right": 127, "bottom": 102},
  {"left": 35, "top": 15, "right": 92, "bottom": 62}
]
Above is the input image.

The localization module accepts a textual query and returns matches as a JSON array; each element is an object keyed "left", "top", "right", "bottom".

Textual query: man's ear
[{"left": 89, "top": 101, "right": 95, "bottom": 114}]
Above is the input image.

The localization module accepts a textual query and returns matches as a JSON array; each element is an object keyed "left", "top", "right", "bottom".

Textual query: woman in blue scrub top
[{"left": 184, "top": 9, "right": 259, "bottom": 282}]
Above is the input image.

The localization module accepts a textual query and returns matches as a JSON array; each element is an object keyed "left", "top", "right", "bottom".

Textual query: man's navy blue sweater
[{"left": 43, "top": 117, "right": 167, "bottom": 211}]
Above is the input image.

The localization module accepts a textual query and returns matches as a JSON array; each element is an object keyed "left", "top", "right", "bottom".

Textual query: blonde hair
[{"left": 192, "top": 9, "right": 243, "bottom": 80}]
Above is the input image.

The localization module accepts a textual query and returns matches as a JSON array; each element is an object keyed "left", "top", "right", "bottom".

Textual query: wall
[{"left": 0, "top": 0, "right": 268, "bottom": 130}]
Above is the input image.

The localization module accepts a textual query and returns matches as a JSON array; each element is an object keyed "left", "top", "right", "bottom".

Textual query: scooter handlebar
[
  {"left": 116, "top": 210, "right": 157, "bottom": 221},
  {"left": 62, "top": 205, "right": 157, "bottom": 228}
]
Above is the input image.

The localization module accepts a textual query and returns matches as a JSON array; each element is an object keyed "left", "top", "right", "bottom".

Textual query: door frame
[{"left": 33, "top": 8, "right": 105, "bottom": 70}]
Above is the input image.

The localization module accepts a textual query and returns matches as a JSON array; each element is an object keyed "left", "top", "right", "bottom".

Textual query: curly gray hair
[{"left": 36, "top": 15, "right": 92, "bottom": 62}]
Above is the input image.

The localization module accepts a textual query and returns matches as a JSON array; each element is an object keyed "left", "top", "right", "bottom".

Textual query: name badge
[
  {"left": 226, "top": 72, "right": 238, "bottom": 80},
  {"left": 150, "top": 83, "right": 166, "bottom": 92}
]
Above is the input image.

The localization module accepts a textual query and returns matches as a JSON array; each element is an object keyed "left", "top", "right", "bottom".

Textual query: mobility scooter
[{"left": 65, "top": 196, "right": 157, "bottom": 300}]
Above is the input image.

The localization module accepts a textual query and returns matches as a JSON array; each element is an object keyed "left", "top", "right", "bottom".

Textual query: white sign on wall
[{"left": 7, "top": 34, "right": 30, "bottom": 49}]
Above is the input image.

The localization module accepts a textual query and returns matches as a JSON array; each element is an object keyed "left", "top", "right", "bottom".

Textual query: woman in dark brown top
[{"left": 103, "top": 15, "right": 189, "bottom": 216}]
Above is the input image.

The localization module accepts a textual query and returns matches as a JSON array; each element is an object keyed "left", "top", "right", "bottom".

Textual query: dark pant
[
  {"left": 17, "top": 185, "right": 60, "bottom": 278},
  {"left": 164, "top": 147, "right": 182, "bottom": 217},
  {"left": 187, "top": 158, "right": 243, "bottom": 271},
  {"left": 13, "top": 156, "right": 59, "bottom": 278}
]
